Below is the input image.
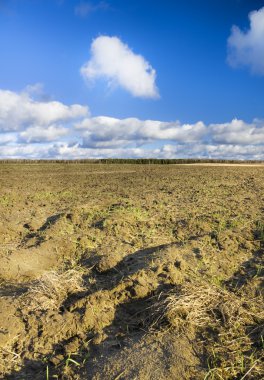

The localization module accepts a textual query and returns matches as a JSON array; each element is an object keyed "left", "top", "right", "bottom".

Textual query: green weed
[
  {"left": 65, "top": 354, "right": 80, "bottom": 368},
  {"left": 255, "top": 220, "right": 264, "bottom": 241}
]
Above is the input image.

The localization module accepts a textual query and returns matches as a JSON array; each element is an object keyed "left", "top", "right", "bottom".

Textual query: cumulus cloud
[
  {"left": 0, "top": 142, "right": 158, "bottom": 160},
  {"left": 1, "top": 142, "right": 264, "bottom": 161},
  {"left": 161, "top": 143, "right": 264, "bottom": 161},
  {"left": 0, "top": 88, "right": 89, "bottom": 133},
  {"left": 227, "top": 7, "right": 264, "bottom": 75},
  {"left": 19, "top": 125, "right": 69, "bottom": 143},
  {"left": 0, "top": 133, "right": 17, "bottom": 145},
  {"left": 75, "top": 1, "right": 109, "bottom": 17},
  {"left": 1, "top": 87, "right": 264, "bottom": 160},
  {"left": 211, "top": 118, "right": 264, "bottom": 145},
  {"left": 75, "top": 116, "right": 263, "bottom": 150},
  {"left": 81, "top": 36, "right": 159, "bottom": 98},
  {"left": 76, "top": 116, "right": 206, "bottom": 147}
]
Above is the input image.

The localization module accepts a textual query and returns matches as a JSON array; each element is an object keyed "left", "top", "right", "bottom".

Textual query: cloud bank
[
  {"left": 81, "top": 36, "right": 159, "bottom": 98},
  {"left": 0, "top": 87, "right": 264, "bottom": 160},
  {"left": 227, "top": 7, "right": 264, "bottom": 75}
]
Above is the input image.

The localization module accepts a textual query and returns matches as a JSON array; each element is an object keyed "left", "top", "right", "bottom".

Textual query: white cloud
[
  {"left": 0, "top": 133, "right": 17, "bottom": 145},
  {"left": 19, "top": 125, "right": 69, "bottom": 143},
  {"left": 81, "top": 36, "right": 159, "bottom": 98},
  {"left": 1, "top": 142, "right": 263, "bottom": 161},
  {"left": 76, "top": 116, "right": 206, "bottom": 147},
  {"left": 0, "top": 88, "right": 89, "bottom": 132},
  {"left": 75, "top": 1, "right": 109, "bottom": 17},
  {"left": 22, "top": 83, "right": 52, "bottom": 102},
  {"left": 161, "top": 144, "right": 264, "bottom": 160},
  {"left": 227, "top": 7, "right": 264, "bottom": 75},
  {"left": 0, "top": 87, "right": 264, "bottom": 160},
  {"left": 0, "top": 143, "right": 158, "bottom": 160},
  {"left": 211, "top": 118, "right": 264, "bottom": 145}
]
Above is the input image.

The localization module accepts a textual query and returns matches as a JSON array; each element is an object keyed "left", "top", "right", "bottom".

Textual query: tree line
[{"left": 0, "top": 158, "right": 263, "bottom": 164}]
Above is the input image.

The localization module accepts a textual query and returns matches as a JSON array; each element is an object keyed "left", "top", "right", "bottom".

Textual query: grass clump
[
  {"left": 25, "top": 269, "right": 85, "bottom": 311},
  {"left": 255, "top": 220, "right": 264, "bottom": 242},
  {"left": 154, "top": 282, "right": 264, "bottom": 379}
]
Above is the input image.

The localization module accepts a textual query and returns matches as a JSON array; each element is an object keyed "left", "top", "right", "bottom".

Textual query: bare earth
[{"left": 0, "top": 163, "right": 263, "bottom": 379}]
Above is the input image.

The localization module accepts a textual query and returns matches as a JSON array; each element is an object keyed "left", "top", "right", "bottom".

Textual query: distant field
[
  {"left": 181, "top": 163, "right": 264, "bottom": 166},
  {"left": 0, "top": 164, "right": 263, "bottom": 379}
]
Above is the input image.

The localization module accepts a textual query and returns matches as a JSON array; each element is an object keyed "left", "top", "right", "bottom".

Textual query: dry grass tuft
[
  {"left": 162, "top": 283, "right": 260, "bottom": 330},
  {"left": 153, "top": 282, "right": 264, "bottom": 379},
  {"left": 25, "top": 269, "right": 85, "bottom": 311}
]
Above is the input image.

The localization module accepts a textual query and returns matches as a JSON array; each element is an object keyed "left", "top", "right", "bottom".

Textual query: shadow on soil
[
  {"left": 0, "top": 284, "right": 29, "bottom": 297},
  {"left": 223, "top": 239, "right": 264, "bottom": 374},
  {"left": 4, "top": 242, "right": 188, "bottom": 380},
  {"left": 5, "top": 232, "right": 263, "bottom": 379},
  {"left": 62, "top": 243, "right": 176, "bottom": 311},
  {"left": 4, "top": 285, "right": 179, "bottom": 380},
  {"left": 79, "top": 284, "right": 180, "bottom": 379},
  {"left": 21, "top": 213, "right": 64, "bottom": 247},
  {"left": 5, "top": 359, "right": 47, "bottom": 380},
  {"left": 225, "top": 247, "right": 264, "bottom": 294}
]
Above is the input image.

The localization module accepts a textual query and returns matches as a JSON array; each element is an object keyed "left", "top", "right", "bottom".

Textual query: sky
[{"left": 0, "top": 0, "right": 264, "bottom": 159}]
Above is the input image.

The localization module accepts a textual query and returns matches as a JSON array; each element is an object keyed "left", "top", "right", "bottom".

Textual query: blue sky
[{"left": 0, "top": 0, "right": 264, "bottom": 159}]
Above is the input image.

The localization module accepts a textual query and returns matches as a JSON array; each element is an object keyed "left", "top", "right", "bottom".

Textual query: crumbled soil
[{"left": 0, "top": 164, "right": 263, "bottom": 379}]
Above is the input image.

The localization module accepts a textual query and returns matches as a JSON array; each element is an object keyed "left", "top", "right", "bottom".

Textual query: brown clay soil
[{"left": 0, "top": 163, "right": 263, "bottom": 380}]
